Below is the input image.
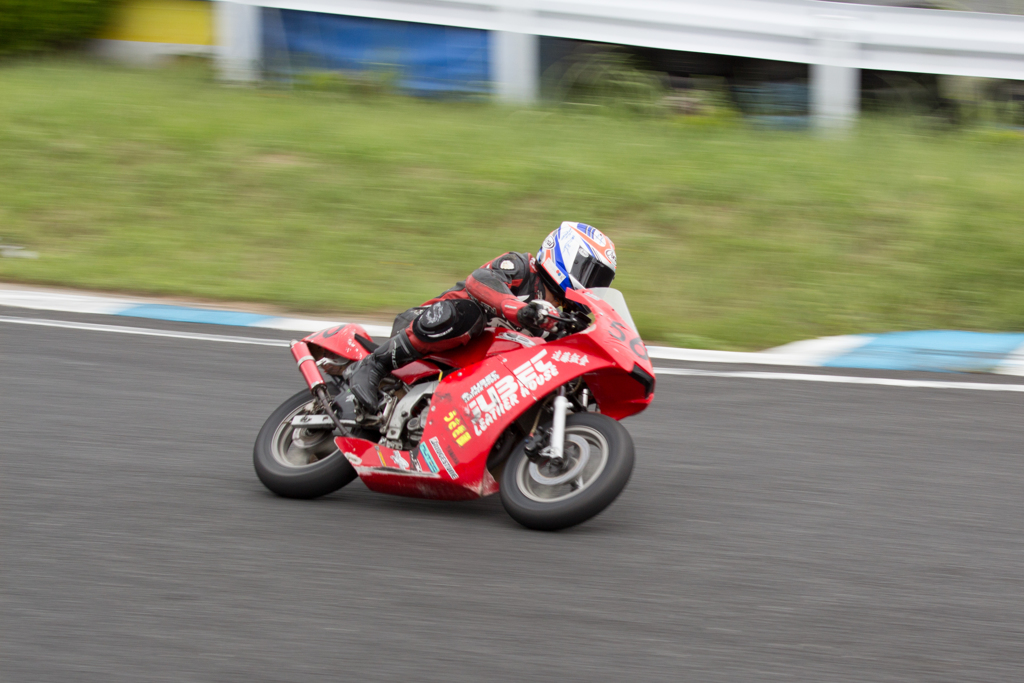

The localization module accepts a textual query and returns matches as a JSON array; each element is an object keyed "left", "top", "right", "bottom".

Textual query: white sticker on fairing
[
  {"left": 419, "top": 443, "right": 440, "bottom": 473},
  {"left": 466, "top": 350, "right": 563, "bottom": 437},
  {"left": 496, "top": 331, "right": 537, "bottom": 348},
  {"left": 429, "top": 437, "right": 458, "bottom": 479},
  {"left": 468, "top": 375, "right": 521, "bottom": 436},
  {"left": 552, "top": 350, "right": 590, "bottom": 367},
  {"left": 461, "top": 370, "right": 500, "bottom": 403},
  {"left": 512, "top": 349, "right": 560, "bottom": 393}
]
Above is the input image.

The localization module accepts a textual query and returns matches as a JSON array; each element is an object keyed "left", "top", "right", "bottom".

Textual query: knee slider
[
  {"left": 411, "top": 299, "right": 484, "bottom": 343},
  {"left": 413, "top": 301, "right": 457, "bottom": 341}
]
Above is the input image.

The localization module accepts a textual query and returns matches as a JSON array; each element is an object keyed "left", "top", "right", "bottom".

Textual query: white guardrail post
[
  {"left": 216, "top": 1, "right": 262, "bottom": 81},
  {"left": 491, "top": 3, "right": 540, "bottom": 103},
  {"left": 811, "top": 9, "right": 860, "bottom": 130}
]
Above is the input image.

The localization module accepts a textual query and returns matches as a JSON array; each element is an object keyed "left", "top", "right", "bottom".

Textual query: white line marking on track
[
  {"left": 655, "top": 367, "right": 1024, "bottom": 392},
  {"left": 5, "top": 315, "right": 1024, "bottom": 393},
  {"left": 0, "top": 315, "right": 289, "bottom": 347}
]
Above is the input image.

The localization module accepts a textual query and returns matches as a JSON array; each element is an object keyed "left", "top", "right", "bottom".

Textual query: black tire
[
  {"left": 253, "top": 389, "right": 358, "bottom": 499},
  {"left": 500, "top": 413, "right": 634, "bottom": 531}
]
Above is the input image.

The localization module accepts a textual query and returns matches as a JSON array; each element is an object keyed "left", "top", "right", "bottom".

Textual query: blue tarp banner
[{"left": 263, "top": 9, "right": 490, "bottom": 95}]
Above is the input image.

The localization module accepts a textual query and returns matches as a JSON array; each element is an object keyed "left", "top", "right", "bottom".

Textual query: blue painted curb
[
  {"left": 119, "top": 304, "right": 275, "bottom": 327},
  {"left": 823, "top": 331, "right": 1024, "bottom": 373}
]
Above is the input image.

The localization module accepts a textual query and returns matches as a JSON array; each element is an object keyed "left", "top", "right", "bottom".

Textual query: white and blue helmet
[{"left": 537, "top": 222, "right": 617, "bottom": 293}]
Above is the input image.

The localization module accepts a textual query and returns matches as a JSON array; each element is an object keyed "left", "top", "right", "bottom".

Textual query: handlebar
[{"left": 543, "top": 310, "right": 591, "bottom": 339}]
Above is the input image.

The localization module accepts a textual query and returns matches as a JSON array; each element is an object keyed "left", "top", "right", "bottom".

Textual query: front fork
[
  {"left": 550, "top": 388, "right": 569, "bottom": 463},
  {"left": 524, "top": 386, "right": 570, "bottom": 466}
]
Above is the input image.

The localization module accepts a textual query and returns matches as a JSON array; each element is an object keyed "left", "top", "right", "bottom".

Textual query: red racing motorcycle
[{"left": 253, "top": 287, "right": 655, "bottom": 530}]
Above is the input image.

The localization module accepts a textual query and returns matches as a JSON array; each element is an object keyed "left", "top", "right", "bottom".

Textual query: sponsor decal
[
  {"left": 429, "top": 437, "right": 459, "bottom": 479},
  {"left": 357, "top": 446, "right": 440, "bottom": 478},
  {"left": 551, "top": 350, "right": 590, "bottom": 367},
  {"left": 465, "top": 350, "right": 562, "bottom": 437},
  {"left": 467, "top": 374, "right": 521, "bottom": 436},
  {"left": 443, "top": 410, "right": 472, "bottom": 447},
  {"left": 461, "top": 370, "right": 500, "bottom": 403},
  {"left": 418, "top": 443, "right": 440, "bottom": 474},
  {"left": 605, "top": 247, "right": 617, "bottom": 268},
  {"left": 500, "top": 259, "right": 515, "bottom": 270},
  {"left": 425, "top": 326, "right": 455, "bottom": 339},
  {"left": 543, "top": 234, "right": 555, "bottom": 249},
  {"left": 496, "top": 331, "right": 537, "bottom": 348},
  {"left": 512, "top": 349, "right": 559, "bottom": 393}
]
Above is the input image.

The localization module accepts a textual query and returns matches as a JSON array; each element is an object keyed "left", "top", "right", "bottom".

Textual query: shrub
[
  {"left": 0, "top": 0, "right": 119, "bottom": 55},
  {"left": 544, "top": 45, "right": 667, "bottom": 116}
]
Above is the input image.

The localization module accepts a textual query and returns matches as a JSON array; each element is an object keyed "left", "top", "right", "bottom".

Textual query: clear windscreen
[{"left": 587, "top": 288, "right": 639, "bottom": 335}]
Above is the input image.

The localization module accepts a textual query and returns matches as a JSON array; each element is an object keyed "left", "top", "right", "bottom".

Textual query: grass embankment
[{"left": 2, "top": 61, "right": 1023, "bottom": 348}]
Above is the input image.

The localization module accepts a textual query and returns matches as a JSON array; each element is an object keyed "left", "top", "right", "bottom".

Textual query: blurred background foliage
[
  {"left": 543, "top": 46, "right": 668, "bottom": 117},
  {"left": 0, "top": 0, "right": 120, "bottom": 54}
]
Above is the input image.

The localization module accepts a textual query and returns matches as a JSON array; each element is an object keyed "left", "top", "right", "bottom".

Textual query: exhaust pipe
[
  {"left": 290, "top": 340, "right": 350, "bottom": 435},
  {"left": 290, "top": 340, "right": 325, "bottom": 391}
]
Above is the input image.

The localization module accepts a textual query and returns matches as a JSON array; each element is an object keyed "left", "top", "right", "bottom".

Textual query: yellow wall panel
[{"left": 100, "top": 0, "right": 214, "bottom": 46}]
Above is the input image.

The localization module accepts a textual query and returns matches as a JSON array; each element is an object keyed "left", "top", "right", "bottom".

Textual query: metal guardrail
[{"left": 223, "top": 0, "right": 1024, "bottom": 79}]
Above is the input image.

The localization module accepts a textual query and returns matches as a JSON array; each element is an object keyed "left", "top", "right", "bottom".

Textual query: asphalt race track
[{"left": 3, "top": 307, "right": 1022, "bottom": 682}]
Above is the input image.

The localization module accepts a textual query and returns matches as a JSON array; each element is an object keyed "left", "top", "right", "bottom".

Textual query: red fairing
[
  {"left": 302, "top": 323, "right": 375, "bottom": 363},
  {"left": 391, "top": 360, "right": 442, "bottom": 385},
  {"left": 563, "top": 288, "right": 656, "bottom": 419},
  {"left": 290, "top": 341, "right": 325, "bottom": 390},
  {"left": 331, "top": 343, "right": 592, "bottom": 500},
  {"left": 333, "top": 295, "right": 654, "bottom": 499},
  {"left": 334, "top": 437, "right": 497, "bottom": 500},
  {"left": 307, "top": 289, "right": 654, "bottom": 501}
]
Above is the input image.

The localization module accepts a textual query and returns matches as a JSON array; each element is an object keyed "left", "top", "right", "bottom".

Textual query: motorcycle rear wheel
[
  {"left": 253, "top": 388, "right": 357, "bottom": 499},
  {"left": 499, "top": 413, "right": 634, "bottom": 531}
]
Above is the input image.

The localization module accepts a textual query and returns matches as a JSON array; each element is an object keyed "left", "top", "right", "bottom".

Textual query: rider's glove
[{"left": 517, "top": 299, "right": 559, "bottom": 332}]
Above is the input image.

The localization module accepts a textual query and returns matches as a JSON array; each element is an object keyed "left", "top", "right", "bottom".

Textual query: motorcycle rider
[{"left": 349, "top": 221, "right": 618, "bottom": 412}]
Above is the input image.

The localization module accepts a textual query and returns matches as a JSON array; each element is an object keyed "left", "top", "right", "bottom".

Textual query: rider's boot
[{"left": 349, "top": 329, "right": 422, "bottom": 412}]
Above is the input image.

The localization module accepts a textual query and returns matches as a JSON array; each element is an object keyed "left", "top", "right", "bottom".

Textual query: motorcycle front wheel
[
  {"left": 253, "top": 388, "right": 357, "bottom": 499},
  {"left": 499, "top": 413, "right": 634, "bottom": 531}
]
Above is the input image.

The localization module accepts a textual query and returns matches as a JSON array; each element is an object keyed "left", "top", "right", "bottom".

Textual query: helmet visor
[{"left": 571, "top": 256, "right": 616, "bottom": 289}]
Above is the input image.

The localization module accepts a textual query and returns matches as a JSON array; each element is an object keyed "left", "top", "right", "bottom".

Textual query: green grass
[{"left": 2, "top": 60, "right": 1024, "bottom": 348}]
